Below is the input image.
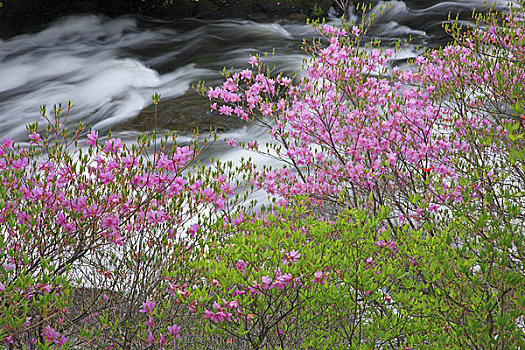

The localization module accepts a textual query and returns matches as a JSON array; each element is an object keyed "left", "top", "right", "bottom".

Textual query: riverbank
[{"left": 0, "top": 0, "right": 335, "bottom": 39}]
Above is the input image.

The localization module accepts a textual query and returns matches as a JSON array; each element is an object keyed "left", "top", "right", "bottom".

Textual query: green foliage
[
  {"left": 311, "top": 3, "right": 323, "bottom": 19},
  {"left": 188, "top": 199, "right": 525, "bottom": 348}
]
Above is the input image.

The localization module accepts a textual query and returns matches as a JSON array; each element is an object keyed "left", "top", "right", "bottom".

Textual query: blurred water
[{"left": 0, "top": 0, "right": 514, "bottom": 146}]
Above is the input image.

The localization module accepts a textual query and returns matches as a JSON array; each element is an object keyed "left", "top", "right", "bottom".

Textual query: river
[{"left": 0, "top": 0, "right": 515, "bottom": 162}]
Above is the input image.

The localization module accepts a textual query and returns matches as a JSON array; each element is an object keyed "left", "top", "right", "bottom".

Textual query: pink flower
[
  {"left": 217, "top": 311, "right": 232, "bottom": 322},
  {"left": 211, "top": 279, "right": 221, "bottom": 287},
  {"left": 86, "top": 129, "right": 98, "bottom": 147},
  {"left": 313, "top": 271, "right": 325, "bottom": 285},
  {"left": 11, "top": 157, "right": 28, "bottom": 170},
  {"left": 240, "top": 69, "right": 252, "bottom": 80},
  {"left": 42, "top": 326, "right": 67, "bottom": 346},
  {"left": 281, "top": 249, "right": 301, "bottom": 265},
  {"left": 231, "top": 212, "right": 244, "bottom": 226},
  {"left": 375, "top": 240, "right": 399, "bottom": 253},
  {"left": 365, "top": 257, "right": 376, "bottom": 268},
  {"left": 236, "top": 260, "right": 247, "bottom": 273},
  {"left": 140, "top": 300, "right": 155, "bottom": 314},
  {"left": 29, "top": 132, "right": 41, "bottom": 144},
  {"left": 203, "top": 187, "right": 215, "bottom": 198},
  {"left": 102, "top": 215, "right": 120, "bottom": 231},
  {"left": 99, "top": 170, "right": 115, "bottom": 184},
  {"left": 214, "top": 197, "right": 225, "bottom": 210},
  {"left": 204, "top": 310, "right": 218, "bottom": 323},
  {"left": 249, "top": 55, "right": 258, "bottom": 67},
  {"left": 261, "top": 275, "right": 273, "bottom": 290},
  {"left": 212, "top": 301, "right": 221, "bottom": 310},
  {"left": 189, "top": 180, "right": 202, "bottom": 194},
  {"left": 167, "top": 324, "right": 181, "bottom": 337},
  {"left": 226, "top": 299, "right": 239, "bottom": 308},
  {"left": 104, "top": 138, "right": 123, "bottom": 153},
  {"left": 188, "top": 223, "right": 199, "bottom": 238},
  {"left": 147, "top": 331, "right": 155, "bottom": 346},
  {"left": 272, "top": 273, "right": 293, "bottom": 289},
  {"left": 1, "top": 137, "right": 14, "bottom": 150},
  {"left": 4, "top": 262, "right": 15, "bottom": 272},
  {"left": 219, "top": 105, "right": 233, "bottom": 116}
]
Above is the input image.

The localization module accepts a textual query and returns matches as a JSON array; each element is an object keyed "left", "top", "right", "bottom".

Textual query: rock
[
  {"left": 287, "top": 13, "right": 309, "bottom": 22},
  {"left": 121, "top": 90, "right": 247, "bottom": 134}
]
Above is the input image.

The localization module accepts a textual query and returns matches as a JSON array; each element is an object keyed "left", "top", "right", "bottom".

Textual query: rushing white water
[
  {"left": 0, "top": 16, "right": 215, "bottom": 138},
  {"left": 0, "top": 0, "right": 513, "bottom": 152}
]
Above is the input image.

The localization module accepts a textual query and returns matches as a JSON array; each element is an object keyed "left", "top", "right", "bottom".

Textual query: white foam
[
  {"left": 368, "top": 0, "right": 411, "bottom": 23},
  {"left": 0, "top": 16, "right": 215, "bottom": 139},
  {"left": 381, "top": 20, "right": 427, "bottom": 37}
]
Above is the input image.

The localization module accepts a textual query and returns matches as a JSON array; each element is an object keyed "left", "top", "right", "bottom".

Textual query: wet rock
[
  {"left": 286, "top": 13, "right": 309, "bottom": 22},
  {"left": 123, "top": 90, "right": 247, "bottom": 133}
]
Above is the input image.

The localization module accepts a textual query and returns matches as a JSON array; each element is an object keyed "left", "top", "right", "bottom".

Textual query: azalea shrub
[
  {"left": 2, "top": 0, "right": 525, "bottom": 349},
  {"left": 0, "top": 103, "right": 254, "bottom": 348},
  {"left": 201, "top": 18, "right": 473, "bottom": 230},
  {"left": 189, "top": 203, "right": 456, "bottom": 349},
  {"left": 200, "top": 1, "right": 525, "bottom": 348}
]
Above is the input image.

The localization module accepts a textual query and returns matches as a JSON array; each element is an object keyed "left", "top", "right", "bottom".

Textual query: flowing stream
[{"left": 0, "top": 0, "right": 516, "bottom": 164}]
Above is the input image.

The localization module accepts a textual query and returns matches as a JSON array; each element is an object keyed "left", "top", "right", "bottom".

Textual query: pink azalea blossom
[
  {"left": 1, "top": 137, "right": 14, "bottom": 150},
  {"left": 236, "top": 259, "right": 247, "bottom": 273},
  {"left": 261, "top": 275, "right": 273, "bottom": 290},
  {"left": 249, "top": 55, "right": 258, "bottom": 67},
  {"left": 281, "top": 249, "right": 301, "bottom": 265},
  {"left": 29, "top": 132, "right": 41, "bottom": 144},
  {"left": 86, "top": 129, "right": 98, "bottom": 147},
  {"left": 167, "top": 324, "right": 181, "bottom": 337},
  {"left": 313, "top": 271, "right": 325, "bottom": 285},
  {"left": 42, "top": 325, "right": 67, "bottom": 346},
  {"left": 271, "top": 273, "right": 293, "bottom": 289},
  {"left": 140, "top": 299, "right": 155, "bottom": 314}
]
